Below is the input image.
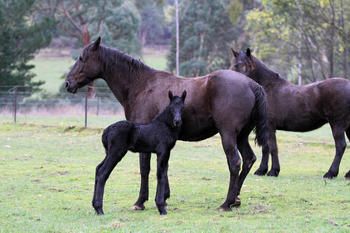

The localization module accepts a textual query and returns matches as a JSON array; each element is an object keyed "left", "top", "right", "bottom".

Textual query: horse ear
[
  {"left": 246, "top": 48, "right": 252, "bottom": 57},
  {"left": 92, "top": 37, "right": 101, "bottom": 51},
  {"left": 231, "top": 48, "right": 239, "bottom": 58},
  {"left": 181, "top": 90, "right": 187, "bottom": 102},
  {"left": 168, "top": 91, "right": 173, "bottom": 101}
]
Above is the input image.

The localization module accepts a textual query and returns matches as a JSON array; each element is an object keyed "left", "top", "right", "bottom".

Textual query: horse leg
[
  {"left": 92, "top": 148, "right": 126, "bottom": 215},
  {"left": 324, "top": 124, "right": 346, "bottom": 179},
  {"left": 155, "top": 150, "right": 170, "bottom": 215},
  {"left": 92, "top": 157, "right": 106, "bottom": 207},
  {"left": 133, "top": 152, "right": 151, "bottom": 210},
  {"left": 219, "top": 131, "right": 241, "bottom": 211},
  {"left": 164, "top": 163, "right": 171, "bottom": 204},
  {"left": 237, "top": 135, "right": 257, "bottom": 198},
  {"left": 267, "top": 131, "right": 280, "bottom": 177},
  {"left": 344, "top": 129, "right": 350, "bottom": 179},
  {"left": 254, "top": 126, "right": 273, "bottom": 176},
  {"left": 254, "top": 144, "right": 269, "bottom": 176}
]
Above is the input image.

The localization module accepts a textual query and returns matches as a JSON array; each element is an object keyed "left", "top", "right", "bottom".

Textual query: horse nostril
[{"left": 65, "top": 81, "right": 70, "bottom": 88}]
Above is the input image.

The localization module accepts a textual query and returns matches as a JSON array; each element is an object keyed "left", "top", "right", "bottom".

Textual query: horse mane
[
  {"left": 252, "top": 56, "right": 282, "bottom": 80},
  {"left": 99, "top": 45, "right": 154, "bottom": 74}
]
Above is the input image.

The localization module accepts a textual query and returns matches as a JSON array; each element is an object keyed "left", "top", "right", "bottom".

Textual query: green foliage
[
  {"left": 246, "top": 0, "right": 350, "bottom": 83},
  {"left": 95, "top": 1, "right": 141, "bottom": 55},
  {"left": 0, "top": 0, "right": 54, "bottom": 91},
  {"left": 167, "top": 0, "right": 235, "bottom": 76}
]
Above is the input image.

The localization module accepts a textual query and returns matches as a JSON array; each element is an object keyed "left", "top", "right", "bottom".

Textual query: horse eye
[{"left": 79, "top": 56, "right": 83, "bottom": 62}]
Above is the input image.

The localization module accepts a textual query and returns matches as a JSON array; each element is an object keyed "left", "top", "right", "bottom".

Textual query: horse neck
[
  {"left": 251, "top": 58, "right": 289, "bottom": 88},
  {"left": 100, "top": 47, "right": 155, "bottom": 106}
]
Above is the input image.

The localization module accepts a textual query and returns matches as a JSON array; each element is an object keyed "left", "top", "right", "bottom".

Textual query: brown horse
[
  {"left": 230, "top": 48, "right": 350, "bottom": 179},
  {"left": 66, "top": 37, "right": 269, "bottom": 211}
]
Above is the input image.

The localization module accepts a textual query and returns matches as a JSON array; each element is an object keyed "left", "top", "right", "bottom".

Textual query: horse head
[
  {"left": 65, "top": 37, "right": 103, "bottom": 93},
  {"left": 230, "top": 48, "right": 257, "bottom": 78}
]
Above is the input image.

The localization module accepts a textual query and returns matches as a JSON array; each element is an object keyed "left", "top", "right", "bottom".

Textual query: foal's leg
[
  {"left": 155, "top": 150, "right": 170, "bottom": 215},
  {"left": 133, "top": 153, "right": 171, "bottom": 210},
  {"left": 267, "top": 131, "right": 280, "bottom": 177},
  {"left": 237, "top": 135, "right": 257, "bottom": 197},
  {"left": 164, "top": 163, "right": 171, "bottom": 203},
  {"left": 92, "top": 148, "right": 127, "bottom": 215},
  {"left": 324, "top": 123, "right": 346, "bottom": 179},
  {"left": 344, "top": 129, "right": 350, "bottom": 179},
  {"left": 133, "top": 152, "right": 151, "bottom": 210},
  {"left": 219, "top": 131, "right": 241, "bottom": 211}
]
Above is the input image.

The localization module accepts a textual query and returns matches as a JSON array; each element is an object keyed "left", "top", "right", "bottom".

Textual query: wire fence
[{"left": 0, "top": 86, "right": 125, "bottom": 128}]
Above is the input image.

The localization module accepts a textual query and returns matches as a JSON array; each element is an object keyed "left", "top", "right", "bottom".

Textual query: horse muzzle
[{"left": 65, "top": 80, "right": 78, "bottom": 94}]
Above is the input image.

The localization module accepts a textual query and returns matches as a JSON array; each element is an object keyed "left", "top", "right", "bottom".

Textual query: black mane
[{"left": 99, "top": 45, "right": 154, "bottom": 73}]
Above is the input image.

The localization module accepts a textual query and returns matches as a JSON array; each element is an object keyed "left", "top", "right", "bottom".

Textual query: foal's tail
[{"left": 250, "top": 83, "right": 269, "bottom": 147}]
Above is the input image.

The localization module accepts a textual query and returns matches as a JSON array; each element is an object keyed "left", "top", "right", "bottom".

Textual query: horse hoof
[
  {"left": 231, "top": 197, "right": 241, "bottom": 207},
  {"left": 267, "top": 169, "right": 280, "bottom": 177},
  {"left": 254, "top": 168, "right": 268, "bottom": 176},
  {"left": 132, "top": 204, "right": 145, "bottom": 211},
  {"left": 345, "top": 171, "right": 350, "bottom": 180},
  {"left": 95, "top": 208, "right": 104, "bottom": 215},
  {"left": 159, "top": 210, "right": 167, "bottom": 215},
  {"left": 323, "top": 171, "right": 337, "bottom": 179}
]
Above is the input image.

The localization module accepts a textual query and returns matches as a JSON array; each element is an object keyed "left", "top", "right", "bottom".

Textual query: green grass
[
  {"left": 0, "top": 123, "right": 349, "bottom": 232},
  {"left": 31, "top": 51, "right": 168, "bottom": 95}
]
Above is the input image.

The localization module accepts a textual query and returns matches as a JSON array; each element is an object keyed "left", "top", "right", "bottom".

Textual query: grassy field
[{"left": 0, "top": 123, "right": 349, "bottom": 232}]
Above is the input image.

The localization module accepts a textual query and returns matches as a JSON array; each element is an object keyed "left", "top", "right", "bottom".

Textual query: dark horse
[
  {"left": 66, "top": 37, "right": 269, "bottom": 211},
  {"left": 231, "top": 48, "right": 350, "bottom": 179},
  {"left": 94, "top": 91, "right": 186, "bottom": 215}
]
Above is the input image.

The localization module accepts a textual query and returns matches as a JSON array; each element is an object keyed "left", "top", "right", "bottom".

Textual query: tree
[
  {"left": 0, "top": 0, "right": 54, "bottom": 93},
  {"left": 246, "top": 0, "right": 350, "bottom": 83},
  {"left": 35, "top": 0, "right": 141, "bottom": 55},
  {"left": 167, "top": 0, "right": 235, "bottom": 76}
]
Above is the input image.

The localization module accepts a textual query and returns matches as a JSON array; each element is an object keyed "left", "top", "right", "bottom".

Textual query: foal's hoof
[
  {"left": 323, "top": 171, "right": 338, "bottom": 179},
  {"left": 159, "top": 209, "right": 167, "bottom": 215},
  {"left": 267, "top": 169, "right": 280, "bottom": 177},
  {"left": 345, "top": 171, "right": 350, "bottom": 180},
  {"left": 95, "top": 208, "right": 104, "bottom": 215},
  {"left": 254, "top": 168, "right": 268, "bottom": 176},
  {"left": 132, "top": 204, "right": 145, "bottom": 211}
]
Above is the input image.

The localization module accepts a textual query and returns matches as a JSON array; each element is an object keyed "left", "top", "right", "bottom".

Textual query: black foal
[{"left": 92, "top": 90, "right": 186, "bottom": 215}]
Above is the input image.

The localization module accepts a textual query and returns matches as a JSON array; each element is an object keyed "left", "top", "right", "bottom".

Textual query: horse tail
[{"left": 250, "top": 83, "right": 269, "bottom": 147}]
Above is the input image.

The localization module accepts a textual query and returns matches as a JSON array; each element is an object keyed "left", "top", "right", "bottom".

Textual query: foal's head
[
  {"left": 230, "top": 48, "right": 256, "bottom": 77},
  {"left": 166, "top": 90, "right": 186, "bottom": 128},
  {"left": 65, "top": 37, "right": 103, "bottom": 93}
]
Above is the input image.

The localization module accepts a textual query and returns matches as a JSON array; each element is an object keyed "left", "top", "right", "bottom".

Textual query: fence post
[
  {"left": 13, "top": 87, "right": 17, "bottom": 124},
  {"left": 84, "top": 91, "right": 88, "bottom": 128},
  {"left": 96, "top": 96, "right": 100, "bottom": 116}
]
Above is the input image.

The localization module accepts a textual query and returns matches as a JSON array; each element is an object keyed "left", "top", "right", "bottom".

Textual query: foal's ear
[
  {"left": 168, "top": 90, "right": 174, "bottom": 101},
  {"left": 246, "top": 48, "right": 252, "bottom": 57},
  {"left": 231, "top": 48, "right": 239, "bottom": 58},
  {"left": 92, "top": 37, "right": 101, "bottom": 51},
  {"left": 181, "top": 90, "right": 187, "bottom": 102}
]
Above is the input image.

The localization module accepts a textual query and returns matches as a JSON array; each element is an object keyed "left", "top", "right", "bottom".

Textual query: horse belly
[
  {"left": 179, "top": 115, "right": 218, "bottom": 141},
  {"left": 278, "top": 117, "right": 327, "bottom": 132}
]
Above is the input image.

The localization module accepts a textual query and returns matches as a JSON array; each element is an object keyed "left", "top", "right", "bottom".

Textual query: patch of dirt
[{"left": 250, "top": 204, "right": 269, "bottom": 214}]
